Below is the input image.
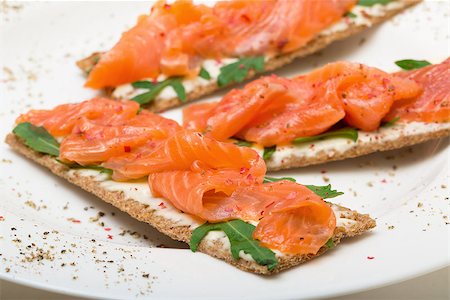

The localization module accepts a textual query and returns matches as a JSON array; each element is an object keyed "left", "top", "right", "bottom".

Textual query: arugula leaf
[
  {"left": 199, "top": 67, "right": 211, "bottom": 80},
  {"left": 293, "top": 127, "right": 358, "bottom": 145},
  {"left": 170, "top": 79, "right": 186, "bottom": 101},
  {"left": 234, "top": 139, "right": 253, "bottom": 147},
  {"left": 263, "top": 176, "right": 296, "bottom": 183},
  {"left": 345, "top": 11, "right": 357, "bottom": 18},
  {"left": 305, "top": 184, "right": 344, "bottom": 199},
  {"left": 263, "top": 145, "right": 276, "bottom": 161},
  {"left": 13, "top": 122, "right": 60, "bottom": 156},
  {"left": 382, "top": 116, "right": 400, "bottom": 128},
  {"left": 217, "top": 56, "right": 265, "bottom": 87},
  {"left": 395, "top": 59, "right": 431, "bottom": 71},
  {"left": 131, "top": 81, "right": 155, "bottom": 89},
  {"left": 190, "top": 219, "right": 278, "bottom": 270},
  {"left": 358, "top": 0, "right": 392, "bottom": 6},
  {"left": 132, "top": 78, "right": 186, "bottom": 105},
  {"left": 325, "top": 238, "right": 335, "bottom": 249}
]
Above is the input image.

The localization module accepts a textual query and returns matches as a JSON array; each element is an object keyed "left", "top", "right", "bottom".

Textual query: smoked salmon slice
[
  {"left": 60, "top": 111, "right": 180, "bottom": 165},
  {"left": 85, "top": 0, "right": 356, "bottom": 89},
  {"left": 16, "top": 98, "right": 139, "bottom": 137},
  {"left": 183, "top": 61, "right": 424, "bottom": 146},
  {"left": 385, "top": 58, "right": 450, "bottom": 122},
  {"left": 16, "top": 98, "right": 181, "bottom": 166},
  {"left": 144, "top": 131, "right": 335, "bottom": 255}
]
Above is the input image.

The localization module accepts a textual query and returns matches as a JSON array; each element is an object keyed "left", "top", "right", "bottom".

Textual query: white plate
[{"left": 0, "top": 1, "right": 449, "bottom": 299}]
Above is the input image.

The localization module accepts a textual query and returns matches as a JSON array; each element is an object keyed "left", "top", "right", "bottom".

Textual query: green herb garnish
[
  {"left": 13, "top": 122, "right": 60, "bottom": 156},
  {"left": 304, "top": 184, "right": 344, "bottom": 199},
  {"left": 263, "top": 176, "right": 296, "bottom": 183},
  {"left": 190, "top": 219, "right": 278, "bottom": 271},
  {"left": 293, "top": 127, "right": 358, "bottom": 145},
  {"left": 382, "top": 116, "right": 400, "bottom": 128},
  {"left": 262, "top": 145, "right": 276, "bottom": 161},
  {"left": 199, "top": 67, "right": 211, "bottom": 80},
  {"left": 132, "top": 78, "right": 186, "bottom": 105},
  {"left": 234, "top": 139, "right": 253, "bottom": 147},
  {"left": 325, "top": 238, "right": 335, "bottom": 249},
  {"left": 395, "top": 59, "right": 431, "bottom": 71},
  {"left": 217, "top": 56, "right": 265, "bottom": 87},
  {"left": 345, "top": 11, "right": 357, "bottom": 18},
  {"left": 358, "top": 0, "right": 392, "bottom": 6},
  {"left": 132, "top": 80, "right": 155, "bottom": 89}
]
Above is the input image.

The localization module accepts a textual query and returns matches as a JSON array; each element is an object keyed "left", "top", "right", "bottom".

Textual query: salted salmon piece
[
  {"left": 305, "top": 62, "right": 422, "bottom": 131},
  {"left": 183, "top": 62, "right": 422, "bottom": 146},
  {"left": 105, "top": 130, "right": 266, "bottom": 181},
  {"left": 60, "top": 111, "right": 180, "bottom": 165},
  {"left": 247, "top": 181, "right": 335, "bottom": 255},
  {"left": 16, "top": 98, "right": 139, "bottom": 137},
  {"left": 150, "top": 170, "right": 335, "bottom": 254},
  {"left": 214, "top": 0, "right": 355, "bottom": 56},
  {"left": 236, "top": 76, "right": 345, "bottom": 145},
  {"left": 85, "top": 0, "right": 356, "bottom": 89},
  {"left": 143, "top": 130, "right": 335, "bottom": 254},
  {"left": 385, "top": 58, "right": 450, "bottom": 122}
]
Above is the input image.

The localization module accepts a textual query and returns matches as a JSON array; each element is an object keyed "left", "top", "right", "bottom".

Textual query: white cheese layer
[
  {"left": 321, "top": 1, "right": 406, "bottom": 34},
  {"left": 266, "top": 122, "right": 450, "bottom": 169},
  {"left": 112, "top": 1, "right": 406, "bottom": 101},
  {"left": 67, "top": 169, "right": 360, "bottom": 262}
]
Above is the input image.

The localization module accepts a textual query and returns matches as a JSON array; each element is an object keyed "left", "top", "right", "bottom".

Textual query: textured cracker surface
[
  {"left": 77, "top": 0, "right": 420, "bottom": 112},
  {"left": 5, "top": 133, "right": 375, "bottom": 275}
]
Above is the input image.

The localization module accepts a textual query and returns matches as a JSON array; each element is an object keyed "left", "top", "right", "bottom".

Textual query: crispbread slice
[
  {"left": 77, "top": 0, "right": 421, "bottom": 112},
  {"left": 264, "top": 122, "right": 450, "bottom": 171},
  {"left": 5, "top": 133, "right": 375, "bottom": 275}
]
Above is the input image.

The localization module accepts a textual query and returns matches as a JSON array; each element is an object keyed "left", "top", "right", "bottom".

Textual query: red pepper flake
[
  {"left": 239, "top": 167, "right": 249, "bottom": 174},
  {"left": 0, "top": 216, "right": 4, "bottom": 221},
  {"left": 264, "top": 201, "right": 275, "bottom": 209},
  {"left": 239, "top": 64, "right": 245, "bottom": 69},
  {"left": 164, "top": 3, "right": 171, "bottom": 9},
  {"left": 124, "top": 145, "right": 131, "bottom": 153},
  {"left": 246, "top": 173, "right": 254, "bottom": 181},
  {"left": 367, "top": 256, "right": 375, "bottom": 260},
  {"left": 277, "top": 39, "right": 288, "bottom": 49},
  {"left": 67, "top": 218, "right": 81, "bottom": 223},
  {"left": 107, "top": 235, "right": 113, "bottom": 240},
  {"left": 240, "top": 14, "right": 251, "bottom": 23},
  {"left": 381, "top": 179, "right": 387, "bottom": 183},
  {"left": 104, "top": 228, "right": 112, "bottom": 231},
  {"left": 158, "top": 202, "right": 166, "bottom": 209},
  {"left": 224, "top": 207, "right": 234, "bottom": 213},
  {"left": 320, "top": 169, "right": 327, "bottom": 174},
  {"left": 260, "top": 210, "right": 264, "bottom": 216},
  {"left": 224, "top": 178, "right": 233, "bottom": 186}
]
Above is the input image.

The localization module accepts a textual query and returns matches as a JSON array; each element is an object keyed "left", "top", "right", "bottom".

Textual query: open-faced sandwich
[
  {"left": 77, "top": 0, "right": 421, "bottom": 112},
  {"left": 182, "top": 58, "right": 450, "bottom": 171},
  {"left": 6, "top": 98, "right": 375, "bottom": 274}
]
